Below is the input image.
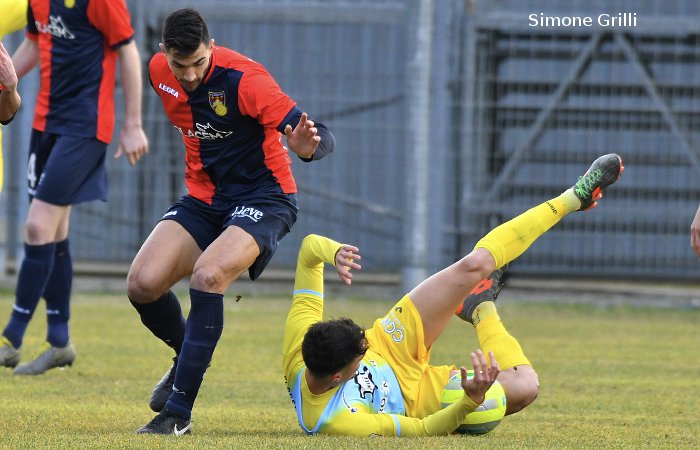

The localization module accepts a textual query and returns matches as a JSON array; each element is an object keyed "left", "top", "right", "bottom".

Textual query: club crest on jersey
[
  {"left": 209, "top": 91, "right": 228, "bottom": 116},
  {"left": 353, "top": 366, "right": 377, "bottom": 400}
]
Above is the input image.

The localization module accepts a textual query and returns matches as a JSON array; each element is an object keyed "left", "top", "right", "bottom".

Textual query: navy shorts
[
  {"left": 161, "top": 193, "right": 298, "bottom": 280},
  {"left": 27, "top": 129, "right": 108, "bottom": 205}
]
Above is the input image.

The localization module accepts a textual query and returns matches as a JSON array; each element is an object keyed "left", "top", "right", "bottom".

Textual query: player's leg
[
  {"left": 21, "top": 209, "right": 78, "bottom": 376},
  {"left": 0, "top": 198, "right": 70, "bottom": 368},
  {"left": 128, "top": 220, "right": 202, "bottom": 302},
  {"left": 456, "top": 270, "right": 538, "bottom": 415},
  {"left": 409, "top": 194, "right": 579, "bottom": 349},
  {"left": 410, "top": 154, "right": 623, "bottom": 349},
  {"left": 11, "top": 133, "right": 111, "bottom": 374},
  {"left": 42, "top": 209, "right": 71, "bottom": 344},
  {"left": 127, "top": 204, "right": 208, "bottom": 414},
  {"left": 1, "top": 131, "right": 69, "bottom": 368},
  {"left": 127, "top": 219, "right": 201, "bottom": 349},
  {"left": 2, "top": 200, "right": 68, "bottom": 341},
  {"left": 139, "top": 226, "right": 259, "bottom": 432}
]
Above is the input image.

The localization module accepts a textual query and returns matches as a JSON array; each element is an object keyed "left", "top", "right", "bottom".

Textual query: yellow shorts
[{"left": 365, "top": 294, "right": 455, "bottom": 419}]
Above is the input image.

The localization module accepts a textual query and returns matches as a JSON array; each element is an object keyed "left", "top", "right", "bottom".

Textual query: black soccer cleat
[
  {"left": 572, "top": 153, "right": 624, "bottom": 211},
  {"left": 136, "top": 408, "right": 192, "bottom": 435},
  {"left": 150, "top": 356, "right": 177, "bottom": 412},
  {"left": 455, "top": 267, "right": 507, "bottom": 324}
]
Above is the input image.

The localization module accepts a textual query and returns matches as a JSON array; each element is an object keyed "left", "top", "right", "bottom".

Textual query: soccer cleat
[
  {"left": 136, "top": 408, "right": 192, "bottom": 435},
  {"left": 12, "top": 342, "right": 75, "bottom": 375},
  {"left": 455, "top": 267, "right": 507, "bottom": 324},
  {"left": 573, "top": 153, "right": 624, "bottom": 211},
  {"left": 150, "top": 356, "right": 178, "bottom": 412},
  {"left": 0, "top": 337, "right": 21, "bottom": 368}
]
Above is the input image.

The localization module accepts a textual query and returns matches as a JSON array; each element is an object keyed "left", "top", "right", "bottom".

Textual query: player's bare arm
[
  {"left": 114, "top": 41, "right": 148, "bottom": 166},
  {"left": 284, "top": 112, "right": 321, "bottom": 159},
  {"left": 334, "top": 245, "right": 362, "bottom": 286},
  {"left": 0, "top": 42, "right": 20, "bottom": 122},
  {"left": 10, "top": 38, "right": 39, "bottom": 79}
]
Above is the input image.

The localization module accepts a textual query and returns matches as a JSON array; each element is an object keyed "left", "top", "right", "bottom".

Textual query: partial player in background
[
  {"left": 0, "top": 0, "right": 28, "bottom": 189},
  {"left": 282, "top": 154, "right": 623, "bottom": 436},
  {"left": 0, "top": 0, "right": 148, "bottom": 375},
  {"left": 129, "top": 8, "right": 334, "bottom": 434},
  {"left": 690, "top": 204, "right": 700, "bottom": 257}
]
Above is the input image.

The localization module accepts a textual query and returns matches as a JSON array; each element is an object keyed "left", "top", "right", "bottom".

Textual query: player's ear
[
  {"left": 330, "top": 372, "right": 342, "bottom": 384},
  {"left": 159, "top": 43, "right": 166, "bottom": 54}
]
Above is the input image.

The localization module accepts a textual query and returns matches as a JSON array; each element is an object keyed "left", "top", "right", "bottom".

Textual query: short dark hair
[
  {"left": 162, "top": 8, "right": 210, "bottom": 57},
  {"left": 302, "top": 318, "right": 368, "bottom": 378}
]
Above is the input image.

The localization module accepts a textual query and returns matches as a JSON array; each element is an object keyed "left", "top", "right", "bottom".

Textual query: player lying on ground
[{"left": 283, "top": 154, "right": 623, "bottom": 436}]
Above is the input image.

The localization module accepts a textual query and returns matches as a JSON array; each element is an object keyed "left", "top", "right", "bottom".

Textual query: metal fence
[
  {"left": 3, "top": 0, "right": 700, "bottom": 282},
  {"left": 459, "top": 0, "right": 700, "bottom": 278}
]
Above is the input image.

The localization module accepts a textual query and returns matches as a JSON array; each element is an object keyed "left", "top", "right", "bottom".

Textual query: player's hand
[
  {"left": 0, "top": 42, "right": 18, "bottom": 89},
  {"left": 334, "top": 244, "right": 362, "bottom": 286},
  {"left": 284, "top": 112, "right": 320, "bottom": 159},
  {"left": 115, "top": 124, "right": 149, "bottom": 166},
  {"left": 460, "top": 350, "right": 500, "bottom": 405},
  {"left": 691, "top": 204, "right": 700, "bottom": 257}
]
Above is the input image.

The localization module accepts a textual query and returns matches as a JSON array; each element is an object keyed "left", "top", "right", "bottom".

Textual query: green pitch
[{"left": 0, "top": 290, "right": 698, "bottom": 449}]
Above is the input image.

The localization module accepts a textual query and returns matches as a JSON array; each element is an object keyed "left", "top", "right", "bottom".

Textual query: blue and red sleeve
[{"left": 237, "top": 62, "right": 297, "bottom": 130}]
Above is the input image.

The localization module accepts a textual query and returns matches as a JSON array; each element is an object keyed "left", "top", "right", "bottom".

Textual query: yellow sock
[
  {"left": 473, "top": 189, "right": 581, "bottom": 269},
  {"left": 472, "top": 301, "right": 498, "bottom": 325},
  {"left": 475, "top": 315, "right": 530, "bottom": 370}
]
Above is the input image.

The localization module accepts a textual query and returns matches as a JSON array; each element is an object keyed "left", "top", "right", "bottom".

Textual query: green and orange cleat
[{"left": 573, "top": 153, "right": 624, "bottom": 211}]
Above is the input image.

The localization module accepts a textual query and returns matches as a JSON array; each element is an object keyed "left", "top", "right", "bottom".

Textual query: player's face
[{"left": 162, "top": 40, "right": 214, "bottom": 93}]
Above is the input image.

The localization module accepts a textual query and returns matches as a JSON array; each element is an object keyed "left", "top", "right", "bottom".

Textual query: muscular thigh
[
  {"left": 25, "top": 199, "right": 71, "bottom": 244},
  {"left": 191, "top": 225, "right": 261, "bottom": 292},
  {"left": 409, "top": 248, "right": 495, "bottom": 349},
  {"left": 128, "top": 220, "right": 201, "bottom": 299}
]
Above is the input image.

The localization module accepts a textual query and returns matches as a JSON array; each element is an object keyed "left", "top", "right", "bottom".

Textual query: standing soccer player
[
  {"left": 129, "top": 8, "right": 334, "bottom": 434},
  {"left": 0, "top": 0, "right": 148, "bottom": 374}
]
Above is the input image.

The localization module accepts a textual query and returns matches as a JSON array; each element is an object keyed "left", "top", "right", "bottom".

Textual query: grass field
[{"left": 0, "top": 289, "right": 698, "bottom": 449}]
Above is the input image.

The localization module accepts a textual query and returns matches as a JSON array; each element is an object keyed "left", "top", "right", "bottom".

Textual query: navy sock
[
  {"left": 44, "top": 239, "right": 72, "bottom": 347},
  {"left": 165, "top": 289, "right": 223, "bottom": 420},
  {"left": 130, "top": 290, "right": 186, "bottom": 354},
  {"left": 2, "top": 243, "right": 56, "bottom": 348}
]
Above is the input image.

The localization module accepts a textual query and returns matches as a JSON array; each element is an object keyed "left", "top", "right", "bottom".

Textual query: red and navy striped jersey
[
  {"left": 26, "top": 0, "right": 134, "bottom": 143},
  {"left": 149, "top": 46, "right": 302, "bottom": 207}
]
